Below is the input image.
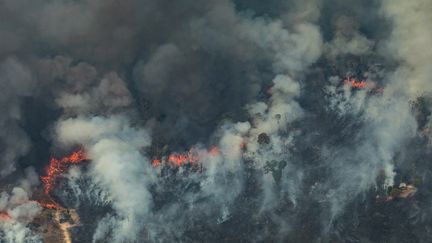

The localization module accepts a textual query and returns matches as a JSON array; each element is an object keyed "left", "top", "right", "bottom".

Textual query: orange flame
[
  {"left": 208, "top": 146, "right": 220, "bottom": 156},
  {"left": 0, "top": 212, "right": 11, "bottom": 221},
  {"left": 40, "top": 149, "right": 87, "bottom": 194},
  {"left": 152, "top": 146, "right": 220, "bottom": 167},
  {"left": 39, "top": 202, "right": 62, "bottom": 210},
  {"left": 152, "top": 159, "right": 161, "bottom": 167},
  {"left": 0, "top": 201, "right": 61, "bottom": 222},
  {"left": 344, "top": 78, "right": 367, "bottom": 88},
  {"left": 343, "top": 77, "right": 385, "bottom": 94}
]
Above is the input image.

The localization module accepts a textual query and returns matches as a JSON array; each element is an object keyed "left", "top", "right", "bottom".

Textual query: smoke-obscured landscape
[{"left": 0, "top": 0, "right": 431, "bottom": 242}]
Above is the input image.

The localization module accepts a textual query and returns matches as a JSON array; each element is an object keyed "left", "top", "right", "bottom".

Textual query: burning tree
[{"left": 40, "top": 149, "right": 87, "bottom": 195}]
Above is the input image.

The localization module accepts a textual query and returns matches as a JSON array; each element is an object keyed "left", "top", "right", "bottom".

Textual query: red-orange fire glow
[
  {"left": 153, "top": 146, "right": 220, "bottom": 167},
  {"left": 208, "top": 146, "right": 219, "bottom": 156},
  {"left": 0, "top": 212, "right": 11, "bottom": 221},
  {"left": 344, "top": 78, "right": 367, "bottom": 89},
  {"left": 38, "top": 202, "right": 62, "bottom": 210},
  {"left": 343, "top": 77, "right": 385, "bottom": 94},
  {"left": 168, "top": 154, "right": 189, "bottom": 166},
  {"left": 152, "top": 159, "right": 161, "bottom": 167},
  {"left": 40, "top": 149, "right": 87, "bottom": 194}
]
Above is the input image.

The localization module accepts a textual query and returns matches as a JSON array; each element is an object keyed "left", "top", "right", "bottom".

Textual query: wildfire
[
  {"left": 0, "top": 202, "right": 61, "bottom": 225},
  {"left": 152, "top": 159, "right": 161, "bottom": 167},
  {"left": 344, "top": 77, "right": 367, "bottom": 89},
  {"left": 54, "top": 209, "right": 80, "bottom": 243},
  {"left": 39, "top": 202, "right": 62, "bottom": 210},
  {"left": 343, "top": 77, "right": 385, "bottom": 94},
  {"left": 152, "top": 146, "right": 220, "bottom": 167},
  {"left": 0, "top": 212, "right": 11, "bottom": 221},
  {"left": 40, "top": 149, "right": 87, "bottom": 194},
  {"left": 0, "top": 150, "right": 87, "bottom": 243}
]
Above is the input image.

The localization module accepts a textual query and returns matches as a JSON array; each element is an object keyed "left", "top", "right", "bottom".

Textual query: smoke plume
[{"left": 0, "top": 0, "right": 431, "bottom": 242}]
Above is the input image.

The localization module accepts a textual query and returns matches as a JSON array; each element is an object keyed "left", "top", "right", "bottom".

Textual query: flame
[
  {"left": 0, "top": 202, "right": 62, "bottom": 224},
  {"left": 343, "top": 77, "right": 385, "bottom": 94},
  {"left": 17, "top": 149, "right": 87, "bottom": 243},
  {"left": 152, "top": 146, "right": 220, "bottom": 167},
  {"left": 344, "top": 78, "right": 367, "bottom": 89},
  {"left": 39, "top": 202, "right": 62, "bottom": 210},
  {"left": 40, "top": 149, "right": 87, "bottom": 194},
  {"left": 209, "top": 146, "right": 220, "bottom": 156},
  {"left": 152, "top": 159, "right": 161, "bottom": 167},
  {"left": 0, "top": 212, "right": 11, "bottom": 221},
  {"left": 168, "top": 153, "right": 190, "bottom": 166},
  {"left": 150, "top": 143, "right": 248, "bottom": 168}
]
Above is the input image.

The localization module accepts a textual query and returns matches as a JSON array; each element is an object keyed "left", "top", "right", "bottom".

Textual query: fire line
[{"left": 40, "top": 149, "right": 87, "bottom": 195}]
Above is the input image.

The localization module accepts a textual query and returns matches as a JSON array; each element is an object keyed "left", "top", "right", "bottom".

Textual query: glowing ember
[
  {"left": 343, "top": 77, "right": 385, "bottom": 94},
  {"left": 152, "top": 146, "right": 220, "bottom": 167},
  {"left": 40, "top": 149, "right": 87, "bottom": 194},
  {"left": 39, "top": 202, "right": 62, "bottom": 210},
  {"left": 0, "top": 212, "right": 11, "bottom": 221},
  {"left": 168, "top": 153, "right": 189, "bottom": 166},
  {"left": 152, "top": 159, "right": 161, "bottom": 167},
  {"left": 208, "top": 146, "right": 220, "bottom": 156},
  {"left": 344, "top": 77, "right": 367, "bottom": 89}
]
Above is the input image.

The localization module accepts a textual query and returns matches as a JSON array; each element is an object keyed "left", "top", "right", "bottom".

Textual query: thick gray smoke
[
  {"left": 0, "top": 58, "right": 33, "bottom": 177},
  {"left": 0, "top": 0, "right": 431, "bottom": 242}
]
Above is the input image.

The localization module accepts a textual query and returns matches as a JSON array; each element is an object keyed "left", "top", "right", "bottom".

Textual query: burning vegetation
[
  {"left": 40, "top": 149, "right": 87, "bottom": 195},
  {"left": 376, "top": 182, "right": 419, "bottom": 203},
  {"left": 23, "top": 149, "right": 88, "bottom": 242},
  {"left": 344, "top": 77, "right": 367, "bottom": 89},
  {"left": 152, "top": 146, "right": 220, "bottom": 168},
  {"left": 0, "top": 212, "right": 12, "bottom": 221},
  {"left": 343, "top": 76, "right": 384, "bottom": 93},
  {"left": 1, "top": 0, "right": 431, "bottom": 242}
]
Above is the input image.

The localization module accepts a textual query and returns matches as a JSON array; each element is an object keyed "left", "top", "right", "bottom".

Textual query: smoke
[
  {"left": 0, "top": 58, "right": 34, "bottom": 177},
  {"left": 381, "top": 0, "right": 432, "bottom": 97},
  {"left": 324, "top": 15, "right": 374, "bottom": 57},
  {"left": 0, "top": 168, "right": 42, "bottom": 243},
  {"left": 0, "top": 0, "right": 431, "bottom": 242},
  {"left": 54, "top": 115, "right": 154, "bottom": 242}
]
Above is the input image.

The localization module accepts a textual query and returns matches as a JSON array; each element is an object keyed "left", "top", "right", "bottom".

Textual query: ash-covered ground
[{"left": 0, "top": 0, "right": 432, "bottom": 242}]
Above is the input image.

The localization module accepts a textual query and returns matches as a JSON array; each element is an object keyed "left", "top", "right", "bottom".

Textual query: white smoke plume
[
  {"left": 381, "top": 0, "right": 432, "bottom": 98},
  {"left": 0, "top": 0, "right": 431, "bottom": 242},
  {"left": 0, "top": 58, "right": 34, "bottom": 177},
  {"left": 0, "top": 169, "right": 43, "bottom": 243},
  {"left": 55, "top": 115, "right": 155, "bottom": 242}
]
